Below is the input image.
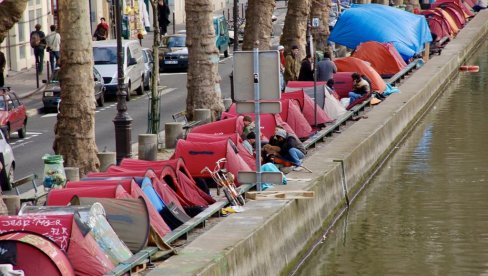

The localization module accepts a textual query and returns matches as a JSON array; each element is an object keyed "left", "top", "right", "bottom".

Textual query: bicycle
[{"left": 201, "top": 158, "right": 245, "bottom": 207}]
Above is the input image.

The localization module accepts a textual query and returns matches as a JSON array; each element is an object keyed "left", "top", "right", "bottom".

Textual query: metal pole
[
  {"left": 35, "top": 60, "right": 39, "bottom": 88},
  {"left": 113, "top": 0, "right": 133, "bottom": 164},
  {"left": 253, "top": 42, "right": 262, "bottom": 191},
  {"left": 233, "top": 0, "right": 239, "bottom": 51},
  {"left": 312, "top": 35, "right": 317, "bottom": 127},
  {"left": 172, "top": 12, "right": 175, "bottom": 34}
]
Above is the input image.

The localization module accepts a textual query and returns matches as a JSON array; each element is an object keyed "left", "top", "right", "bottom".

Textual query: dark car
[
  {"left": 158, "top": 34, "right": 189, "bottom": 72},
  {"left": 42, "top": 68, "right": 105, "bottom": 113},
  {"left": 0, "top": 87, "right": 28, "bottom": 141}
]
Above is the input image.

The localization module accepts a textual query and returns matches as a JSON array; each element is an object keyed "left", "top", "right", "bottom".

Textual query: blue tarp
[{"left": 329, "top": 4, "right": 432, "bottom": 60}]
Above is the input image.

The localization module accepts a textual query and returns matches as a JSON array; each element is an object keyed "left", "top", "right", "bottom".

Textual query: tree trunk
[
  {"left": 0, "top": 0, "right": 28, "bottom": 44},
  {"left": 185, "top": 0, "right": 224, "bottom": 120},
  {"left": 149, "top": 0, "right": 160, "bottom": 134},
  {"left": 242, "top": 0, "right": 275, "bottom": 51},
  {"left": 310, "top": 0, "right": 330, "bottom": 53},
  {"left": 53, "top": 0, "right": 99, "bottom": 176},
  {"left": 280, "top": 0, "right": 311, "bottom": 58}
]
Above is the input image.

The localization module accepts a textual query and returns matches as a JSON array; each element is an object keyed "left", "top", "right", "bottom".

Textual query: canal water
[{"left": 296, "top": 40, "right": 488, "bottom": 276}]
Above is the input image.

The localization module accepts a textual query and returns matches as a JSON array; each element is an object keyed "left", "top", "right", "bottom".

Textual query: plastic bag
[{"left": 42, "top": 154, "right": 66, "bottom": 189}]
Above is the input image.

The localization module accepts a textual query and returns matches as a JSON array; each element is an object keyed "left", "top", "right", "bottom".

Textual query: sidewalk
[{"left": 4, "top": 67, "right": 46, "bottom": 99}]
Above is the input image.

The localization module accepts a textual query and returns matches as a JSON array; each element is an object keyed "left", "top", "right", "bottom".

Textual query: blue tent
[{"left": 329, "top": 4, "right": 432, "bottom": 60}]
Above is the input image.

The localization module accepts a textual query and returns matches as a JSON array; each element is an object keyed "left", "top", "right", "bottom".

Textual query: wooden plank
[{"left": 246, "top": 190, "right": 315, "bottom": 200}]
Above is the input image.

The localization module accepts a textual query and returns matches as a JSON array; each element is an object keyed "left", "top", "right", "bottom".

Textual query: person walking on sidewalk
[
  {"left": 45, "top": 25, "right": 61, "bottom": 73},
  {"left": 158, "top": 0, "right": 171, "bottom": 37},
  {"left": 285, "top": 45, "right": 301, "bottom": 84},
  {"left": 93, "top": 18, "right": 109, "bottom": 41},
  {"left": 298, "top": 54, "right": 314, "bottom": 81},
  {"left": 0, "top": 50, "right": 5, "bottom": 87},
  {"left": 30, "top": 24, "right": 46, "bottom": 74}
]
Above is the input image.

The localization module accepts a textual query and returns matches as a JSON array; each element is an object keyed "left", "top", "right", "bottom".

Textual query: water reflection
[{"left": 296, "top": 41, "right": 488, "bottom": 276}]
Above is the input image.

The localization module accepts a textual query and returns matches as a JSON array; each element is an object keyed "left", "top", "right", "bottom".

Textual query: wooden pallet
[{"left": 246, "top": 190, "right": 315, "bottom": 200}]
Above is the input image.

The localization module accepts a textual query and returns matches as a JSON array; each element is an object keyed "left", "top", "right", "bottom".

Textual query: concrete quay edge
[{"left": 147, "top": 10, "right": 488, "bottom": 276}]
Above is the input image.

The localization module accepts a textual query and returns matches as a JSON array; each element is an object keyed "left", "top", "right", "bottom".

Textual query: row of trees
[{"left": 0, "top": 0, "right": 421, "bottom": 176}]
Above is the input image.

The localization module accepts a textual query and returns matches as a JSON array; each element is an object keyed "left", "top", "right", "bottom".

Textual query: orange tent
[
  {"left": 435, "top": 8, "right": 460, "bottom": 35},
  {"left": 334, "top": 56, "right": 387, "bottom": 93},
  {"left": 352, "top": 41, "right": 407, "bottom": 77}
]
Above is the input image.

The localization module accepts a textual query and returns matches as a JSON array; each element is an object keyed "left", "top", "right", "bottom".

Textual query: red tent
[
  {"left": 285, "top": 81, "right": 328, "bottom": 109},
  {"left": 0, "top": 231, "right": 75, "bottom": 276},
  {"left": 280, "top": 99, "right": 314, "bottom": 138},
  {"left": 281, "top": 90, "right": 334, "bottom": 125},
  {"left": 435, "top": 4, "right": 466, "bottom": 28},
  {"left": 352, "top": 41, "right": 407, "bottom": 77},
  {"left": 333, "top": 72, "right": 355, "bottom": 99},
  {"left": 434, "top": 0, "right": 474, "bottom": 17},
  {"left": 117, "top": 158, "right": 216, "bottom": 206},
  {"left": 191, "top": 116, "right": 245, "bottom": 137},
  {"left": 222, "top": 105, "right": 297, "bottom": 139},
  {"left": 421, "top": 10, "right": 454, "bottom": 39},
  {"left": 335, "top": 57, "right": 386, "bottom": 93},
  {"left": 173, "top": 139, "right": 252, "bottom": 184},
  {"left": 186, "top": 132, "right": 256, "bottom": 170},
  {"left": 0, "top": 215, "right": 74, "bottom": 251},
  {"left": 49, "top": 182, "right": 172, "bottom": 243}
]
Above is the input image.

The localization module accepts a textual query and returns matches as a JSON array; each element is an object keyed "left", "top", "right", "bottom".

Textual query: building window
[
  {"left": 29, "top": 10, "right": 35, "bottom": 30},
  {"left": 19, "top": 46, "right": 26, "bottom": 59},
  {"left": 36, "top": 0, "right": 40, "bottom": 5},
  {"left": 18, "top": 17, "right": 25, "bottom": 42},
  {"left": 28, "top": 0, "right": 34, "bottom": 6},
  {"left": 36, "top": 9, "right": 42, "bottom": 25}
]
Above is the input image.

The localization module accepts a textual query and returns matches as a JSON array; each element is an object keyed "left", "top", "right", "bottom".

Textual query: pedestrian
[
  {"left": 267, "top": 127, "right": 306, "bottom": 170},
  {"left": 0, "top": 50, "right": 5, "bottom": 87},
  {"left": 45, "top": 25, "right": 61, "bottom": 73},
  {"left": 93, "top": 17, "right": 109, "bottom": 41},
  {"left": 158, "top": 0, "right": 171, "bottom": 37},
  {"left": 298, "top": 54, "right": 314, "bottom": 81},
  {"left": 241, "top": 115, "right": 255, "bottom": 139},
  {"left": 317, "top": 51, "right": 337, "bottom": 82},
  {"left": 284, "top": 45, "right": 301, "bottom": 83},
  {"left": 30, "top": 24, "right": 46, "bottom": 74},
  {"left": 348, "top": 72, "right": 370, "bottom": 103},
  {"left": 278, "top": 45, "right": 286, "bottom": 91}
]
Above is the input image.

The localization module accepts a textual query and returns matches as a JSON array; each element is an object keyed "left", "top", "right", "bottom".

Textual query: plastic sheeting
[{"left": 329, "top": 4, "right": 432, "bottom": 60}]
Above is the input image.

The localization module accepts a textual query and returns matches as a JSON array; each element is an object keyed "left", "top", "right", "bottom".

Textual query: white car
[{"left": 0, "top": 129, "right": 14, "bottom": 191}]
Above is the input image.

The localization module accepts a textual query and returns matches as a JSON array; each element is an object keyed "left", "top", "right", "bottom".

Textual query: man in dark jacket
[
  {"left": 158, "top": 0, "right": 171, "bottom": 36},
  {"left": 317, "top": 51, "right": 337, "bottom": 82},
  {"left": 30, "top": 24, "right": 46, "bottom": 74},
  {"left": 268, "top": 128, "right": 306, "bottom": 167},
  {"left": 298, "top": 54, "right": 314, "bottom": 81}
]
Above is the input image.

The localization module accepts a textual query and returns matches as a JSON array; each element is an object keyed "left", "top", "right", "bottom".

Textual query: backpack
[{"left": 30, "top": 32, "right": 41, "bottom": 48}]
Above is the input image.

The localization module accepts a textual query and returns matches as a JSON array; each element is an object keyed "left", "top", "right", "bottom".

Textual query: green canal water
[{"left": 296, "top": 40, "right": 488, "bottom": 276}]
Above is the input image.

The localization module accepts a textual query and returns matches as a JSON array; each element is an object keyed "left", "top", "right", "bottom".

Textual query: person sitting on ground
[
  {"left": 317, "top": 51, "right": 337, "bottom": 82},
  {"left": 241, "top": 115, "right": 255, "bottom": 139},
  {"left": 348, "top": 72, "right": 370, "bottom": 104},
  {"left": 266, "top": 128, "right": 306, "bottom": 169},
  {"left": 298, "top": 54, "right": 314, "bottom": 81},
  {"left": 242, "top": 132, "right": 256, "bottom": 156}
]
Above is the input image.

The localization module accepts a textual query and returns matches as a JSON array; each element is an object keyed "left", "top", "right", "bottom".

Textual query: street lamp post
[
  {"left": 113, "top": 0, "right": 133, "bottom": 164},
  {"left": 233, "top": 0, "right": 239, "bottom": 51}
]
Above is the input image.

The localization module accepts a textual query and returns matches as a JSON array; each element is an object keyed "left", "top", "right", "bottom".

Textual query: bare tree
[
  {"left": 280, "top": 0, "right": 311, "bottom": 57},
  {"left": 242, "top": 0, "right": 275, "bottom": 50},
  {"left": 0, "top": 0, "right": 28, "bottom": 43},
  {"left": 53, "top": 0, "right": 99, "bottom": 175},
  {"left": 310, "top": 0, "right": 331, "bottom": 52},
  {"left": 185, "top": 0, "right": 224, "bottom": 120},
  {"left": 149, "top": 0, "right": 160, "bottom": 134}
]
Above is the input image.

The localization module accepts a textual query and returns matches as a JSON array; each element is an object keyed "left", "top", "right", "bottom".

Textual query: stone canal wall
[{"left": 148, "top": 10, "right": 488, "bottom": 276}]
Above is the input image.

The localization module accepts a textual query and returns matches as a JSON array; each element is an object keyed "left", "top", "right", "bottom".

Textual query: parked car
[
  {"left": 42, "top": 68, "right": 105, "bottom": 113},
  {"left": 158, "top": 34, "right": 189, "bottom": 72},
  {"left": 141, "top": 48, "right": 154, "bottom": 91},
  {"left": 93, "top": 39, "right": 145, "bottom": 101},
  {"left": 0, "top": 87, "right": 27, "bottom": 141},
  {"left": 0, "top": 129, "right": 14, "bottom": 191}
]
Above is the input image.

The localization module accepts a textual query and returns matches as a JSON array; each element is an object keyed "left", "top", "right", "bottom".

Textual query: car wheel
[
  {"left": 18, "top": 122, "right": 26, "bottom": 138},
  {"left": 97, "top": 92, "right": 105, "bottom": 107},
  {"left": 126, "top": 82, "right": 132, "bottom": 101},
  {"left": 144, "top": 73, "right": 151, "bottom": 91},
  {"left": 136, "top": 76, "right": 144, "bottom": 95},
  {"left": 4, "top": 125, "right": 10, "bottom": 142},
  {"left": 224, "top": 49, "right": 229, "bottom": 58},
  {"left": 7, "top": 164, "right": 14, "bottom": 190}
]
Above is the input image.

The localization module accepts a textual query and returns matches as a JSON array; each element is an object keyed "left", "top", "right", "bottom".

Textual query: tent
[
  {"left": 221, "top": 106, "right": 297, "bottom": 139},
  {"left": 329, "top": 4, "right": 432, "bottom": 60},
  {"left": 334, "top": 57, "right": 386, "bottom": 93},
  {"left": 191, "top": 116, "right": 245, "bottom": 137},
  {"left": 285, "top": 81, "right": 327, "bottom": 108},
  {"left": 329, "top": 72, "right": 353, "bottom": 99},
  {"left": 173, "top": 139, "right": 252, "bottom": 185},
  {"left": 0, "top": 231, "right": 75, "bottom": 276},
  {"left": 279, "top": 99, "right": 314, "bottom": 138},
  {"left": 186, "top": 132, "right": 256, "bottom": 170},
  {"left": 70, "top": 197, "right": 150, "bottom": 253},
  {"left": 281, "top": 89, "right": 334, "bottom": 125},
  {"left": 434, "top": 8, "right": 460, "bottom": 34},
  {"left": 351, "top": 41, "right": 407, "bottom": 77},
  {"left": 433, "top": 3, "right": 466, "bottom": 28},
  {"left": 434, "top": 0, "right": 474, "bottom": 18},
  {"left": 48, "top": 182, "right": 172, "bottom": 246},
  {"left": 421, "top": 10, "right": 454, "bottom": 39}
]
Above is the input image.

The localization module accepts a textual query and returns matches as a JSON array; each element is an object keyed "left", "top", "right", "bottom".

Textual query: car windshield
[
  {"left": 93, "top": 47, "right": 121, "bottom": 65},
  {"left": 165, "top": 36, "right": 186, "bottom": 47}
]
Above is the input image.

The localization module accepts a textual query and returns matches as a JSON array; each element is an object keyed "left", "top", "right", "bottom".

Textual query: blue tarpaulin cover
[{"left": 329, "top": 4, "right": 432, "bottom": 60}]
